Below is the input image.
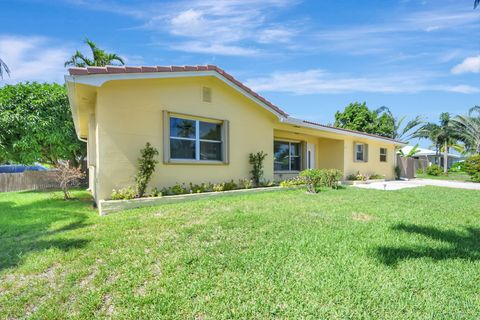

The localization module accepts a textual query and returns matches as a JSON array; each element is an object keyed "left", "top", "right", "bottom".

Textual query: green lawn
[
  {"left": 416, "top": 171, "right": 472, "bottom": 181},
  {"left": 1, "top": 187, "right": 479, "bottom": 319}
]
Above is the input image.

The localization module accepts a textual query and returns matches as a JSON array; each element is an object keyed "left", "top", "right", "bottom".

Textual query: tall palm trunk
[{"left": 443, "top": 141, "right": 448, "bottom": 174}]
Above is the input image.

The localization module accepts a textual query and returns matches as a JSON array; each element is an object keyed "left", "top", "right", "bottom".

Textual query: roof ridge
[{"left": 68, "top": 65, "right": 289, "bottom": 117}]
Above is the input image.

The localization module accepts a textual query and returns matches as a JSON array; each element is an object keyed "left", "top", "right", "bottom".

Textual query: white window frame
[
  {"left": 380, "top": 147, "right": 387, "bottom": 162},
  {"left": 164, "top": 112, "right": 229, "bottom": 164},
  {"left": 355, "top": 143, "right": 366, "bottom": 162},
  {"left": 274, "top": 140, "right": 301, "bottom": 172}
]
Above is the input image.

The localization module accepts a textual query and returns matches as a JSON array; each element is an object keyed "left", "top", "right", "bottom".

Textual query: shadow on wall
[
  {"left": 0, "top": 193, "right": 93, "bottom": 272},
  {"left": 375, "top": 223, "right": 480, "bottom": 266}
]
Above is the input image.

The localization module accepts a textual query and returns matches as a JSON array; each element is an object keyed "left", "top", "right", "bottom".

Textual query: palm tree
[
  {"left": 64, "top": 38, "right": 125, "bottom": 68},
  {"left": 0, "top": 58, "right": 10, "bottom": 79},
  {"left": 475, "top": 0, "right": 479, "bottom": 9},
  {"left": 452, "top": 106, "right": 480, "bottom": 154},
  {"left": 375, "top": 106, "right": 424, "bottom": 141},
  {"left": 414, "top": 113, "right": 458, "bottom": 173}
]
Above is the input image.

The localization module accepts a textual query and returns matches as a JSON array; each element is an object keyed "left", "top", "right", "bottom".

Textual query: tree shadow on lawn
[
  {"left": 375, "top": 224, "right": 480, "bottom": 266},
  {"left": 0, "top": 195, "right": 94, "bottom": 272}
]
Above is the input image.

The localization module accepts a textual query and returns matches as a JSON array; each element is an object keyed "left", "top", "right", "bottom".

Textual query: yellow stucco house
[{"left": 66, "top": 65, "right": 404, "bottom": 205}]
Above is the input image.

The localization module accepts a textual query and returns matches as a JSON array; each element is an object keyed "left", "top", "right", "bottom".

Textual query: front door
[{"left": 307, "top": 143, "right": 316, "bottom": 169}]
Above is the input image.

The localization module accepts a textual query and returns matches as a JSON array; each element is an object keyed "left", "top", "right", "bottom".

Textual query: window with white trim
[
  {"left": 274, "top": 141, "right": 301, "bottom": 171},
  {"left": 355, "top": 143, "right": 366, "bottom": 162},
  {"left": 169, "top": 116, "right": 223, "bottom": 161},
  {"left": 380, "top": 147, "right": 387, "bottom": 162}
]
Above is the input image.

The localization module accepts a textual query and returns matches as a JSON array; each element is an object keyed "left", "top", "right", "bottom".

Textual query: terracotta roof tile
[
  {"left": 125, "top": 66, "right": 142, "bottom": 73},
  {"left": 106, "top": 66, "right": 126, "bottom": 73}
]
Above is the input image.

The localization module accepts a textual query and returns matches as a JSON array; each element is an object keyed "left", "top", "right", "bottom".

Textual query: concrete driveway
[{"left": 352, "top": 179, "right": 480, "bottom": 191}]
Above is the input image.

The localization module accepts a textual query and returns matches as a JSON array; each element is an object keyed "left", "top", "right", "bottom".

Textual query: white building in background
[{"left": 399, "top": 146, "right": 463, "bottom": 169}]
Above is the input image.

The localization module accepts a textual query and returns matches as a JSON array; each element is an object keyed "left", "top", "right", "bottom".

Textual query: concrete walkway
[{"left": 352, "top": 179, "right": 480, "bottom": 191}]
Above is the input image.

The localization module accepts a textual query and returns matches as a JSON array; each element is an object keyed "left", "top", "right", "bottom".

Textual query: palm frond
[
  {"left": 475, "top": 0, "right": 480, "bottom": 9},
  {"left": 0, "top": 58, "right": 11, "bottom": 79}
]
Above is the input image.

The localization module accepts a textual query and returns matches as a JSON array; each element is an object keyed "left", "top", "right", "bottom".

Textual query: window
[
  {"left": 169, "top": 116, "right": 223, "bottom": 161},
  {"left": 380, "top": 147, "right": 387, "bottom": 162},
  {"left": 355, "top": 143, "right": 367, "bottom": 162},
  {"left": 274, "top": 141, "right": 301, "bottom": 171}
]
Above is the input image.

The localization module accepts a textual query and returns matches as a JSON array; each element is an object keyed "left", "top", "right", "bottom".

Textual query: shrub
[
  {"left": 464, "top": 154, "right": 480, "bottom": 182},
  {"left": 150, "top": 187, "right": 161, "bottom": 197},
  {"left": 346, "top": 171, "right": 368, "bottom": 181},
  {"left": 416, "top": 168, "right": 425, "bottom": 175},
  {"left": 135, "top": 142, "right": 159, "bottom": 198},
  {"left": 299, "top": 169, "right": 323, "bottom": 193},
  {"left": 449, "top": 161, "right": 464, "bottom": 173},
  {"left": 259, "top": 180, "right": 275, "bottom": 187},
  {"left": 223, "top": 180, "right": 238, "bottom": 191},
  {"left": 54, "top": 161, "right": 85, "bottom": 200},
  {"left": 238, "top": 178, "right": 254, "bottom": 189},
  {"left": 426, "top": 164, "right": 443, "bottom": 176},
  {"left": 299, "top": 169, "right": 343, "bottom": 193},
  {"left": 212, "top": 183, "right": 225, "bottom": 192},
  {"left": 322, "top": 169, "right": 343, "bottom": 188},
  {"left": 249, "top": 151, "right": 267, "bottom": 186},
  {"left": 395, "top": 165, "right": 401, "bottom": 180},
  {"left": 369, "top": 174, "right": 385, "bottom": 180},
  {"left": 280, "top": 176, "right": 305, "bottom": 188},
  {"left": 111, "top": 186, "right": 136, "bottom": 200}
]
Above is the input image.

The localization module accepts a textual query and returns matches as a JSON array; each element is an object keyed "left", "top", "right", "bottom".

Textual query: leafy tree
[
  {"left": 64, "top": 38, "right": 125, "bottom": 67},
  {"left": 334, "top": 102, "right": 395, "bottom": 137},
  {"left": 376, "top": 106, "right": 424, "bottom": 141},
  {"left": 452, "top": 106, "right": 480, "bottom": 154},
  {"left": 135, "top": 142, "right": 159, "bottom": 198},
  {"left": 413, "top": 113, "right": 459, "bottom": 174},
  {"left": 55, "top": 161, "right": 85, "bottom": 200},
  {"left": 0, "top": 82, "right": 86, "bottom": 166},
  {"left": 0, "top": 58, "right": 10, "bottom": 79}
]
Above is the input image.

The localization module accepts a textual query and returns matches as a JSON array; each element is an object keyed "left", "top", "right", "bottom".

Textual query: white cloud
[
  {"left": 451, "top": 55, "right": 480, "bottom": 74},
  {"left": 170, "top": 42, "right": 259, "bottom": 56},
  {"left": 245, "top": 69, "right": 479, "bottom": 94},
  {"left": 0, "top": 35, "right": 70, "bottom": 84}
]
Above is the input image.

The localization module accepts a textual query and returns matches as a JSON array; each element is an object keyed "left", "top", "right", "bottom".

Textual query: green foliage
[
  {"left": 280, "top": 176, "right": 305, "bottom": 188},
  {"left": 334, "top": 102, "right": 394, "bottom": 137},
  {"left": 299, "top": 169, "right": 343, "bottom": 193},
  {"left": 346, "top": 171, "right": 368, "bottom": 181},
  {"left": 369, "top": 174, "right": 385, "bottom": 180},
  {"left": 426, "top": 164, "right": 443, "bottom": 176},
  {"left": 395, "top": 166, "right": 401, "bottom": 180},
  {"left": 135, "top": 142, "right": 159, "bottom": 198},
  {"left": 249, "top": 151, "right": 267, "bottom": 186},
  {"left": 0, "top": 82, "right": 86, "bottom": 165},
  {"left": 65, "top": 38, "right": 125, "bottom": 67},
  {"left": 448, "top": 161, "right": 465, "bottom": 173},
  {"left": 238, "top": 178, "right": 254, "bottom": 189},
  {"left": 162, "top": 183, "right": 189, "bottom": 196},
  {"left": 150, "top": 187, "right": 161, "bottom": 197},
  {"left": 398, "top": 144, "right": 420, "bottom": 158},
  {"left": 416, "top": 168, "right": 425, "bottom": 175},
  {"left": 111, "top": 186, "right": 136, "bottom": 200},
  {"left": 464, "top": 154, "right": 480, "bottom": 182}
]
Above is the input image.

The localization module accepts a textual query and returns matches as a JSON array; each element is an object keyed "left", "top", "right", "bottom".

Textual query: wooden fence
[
  {"left": 0, "top": 171, "right": 60, "bottom": 193},
  {"left": 397, "top": 155, "right": 429, "bottom": 179}
]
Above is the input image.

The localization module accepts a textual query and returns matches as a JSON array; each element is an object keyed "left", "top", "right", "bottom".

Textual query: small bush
[
  {"left": 213, "top": 183, "right": 225, "bottom": 192},
  {"left": 280, "top": 176, "right": 305, "bottom": 188},
  {"left": 135, "top": 142, "right": 159, "bottom": 198},
  {"left": 111, "top": 186, "right": 136, "bottom": 200},
  {"left": 416, "top": 168, "right": 425, "bottom": 175},
  {"left": 346, "top": 171, "right": 368, "bottom": 181},
  {"left": 449, "top": 161, "right": 465, "bottom": 173},
  {"left": 395, "top": 166, "right": 401, "bottom": 180},
  {"left": 299, "top": 169, "right": 343, "bottom": 193},
  {"left": 369, "top": 174, "right": 385, "bottom": 180},
  {"left": 249, "top": 151, "right": 267, "bottom": 186},
  {"left": 426, "top": 164, "right": 443, "bottom": 176},
  {"left": 150, "top": 187, "right": 161, "bottom": 197},
  {"left": 223, "top": 180, "right": 238, "bottom": 191},
  {"left": 464, "top": 154, "right": 480, "bottom": 182},
  {"left": 238, "top": 178, "right": 254, "bottom": 189}
]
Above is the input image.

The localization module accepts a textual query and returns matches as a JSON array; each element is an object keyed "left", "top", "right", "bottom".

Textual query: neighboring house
[
  {"left": 66, "top": 65, "right": 404, "bottom": 204},
  {"left": 399, "top": 146, "right": 462, "bottom": 169}
]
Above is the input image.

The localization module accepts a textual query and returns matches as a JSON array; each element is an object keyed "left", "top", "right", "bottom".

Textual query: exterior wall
[
  {"left": 317, "top": 138, "right": 344, "bottom": 170},
  {"left": 343, "top": 138, "right": 396, "bottom": 179},
  {"left": 94, "top": 77, "right": 276, "bottom": 200}
]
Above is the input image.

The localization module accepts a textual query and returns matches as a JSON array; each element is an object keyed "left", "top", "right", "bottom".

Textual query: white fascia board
[
  {"left": 64, "top": 71, "right": 286, "bottom": 120},
  {"left": 283, "top": 117, "right": 406, "bottom": 146},
  {"left": 64, "top": 76, "right": 83, "bottom": 140}
]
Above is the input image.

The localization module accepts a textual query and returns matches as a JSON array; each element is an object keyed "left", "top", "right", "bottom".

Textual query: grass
[
  {"left": 416, "top": 171, "right": 472, "bottom": 181},
  {"left": 1, "top": 187, "right": 480, "bottom": 319}
]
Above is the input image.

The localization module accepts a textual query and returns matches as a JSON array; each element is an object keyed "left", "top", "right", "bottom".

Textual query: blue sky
[{"left": 1, "top": 0, "right": 479, "bottom": 146}]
